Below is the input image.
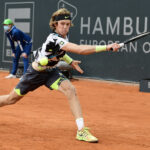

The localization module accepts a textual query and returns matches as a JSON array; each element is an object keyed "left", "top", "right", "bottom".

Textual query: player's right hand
[{"left": 107, "top": 43, "right": 120, "bottom": 52}]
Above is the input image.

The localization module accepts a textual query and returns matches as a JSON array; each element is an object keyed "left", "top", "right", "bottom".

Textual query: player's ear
[
  {"left": 53, "top": 22, "right": 58, "bottom": 30},
  {"left": 54, "top": 22, "right": 58, "bottom": 27}
]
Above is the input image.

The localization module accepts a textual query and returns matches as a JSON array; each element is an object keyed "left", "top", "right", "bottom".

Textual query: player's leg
[
  {"left": 44, "top": 69, "right": 82, "bottom": 120},
  {"left": 58, "top": 79, "right": 83, "bottom": 119},
  {"left": 45, "top": 69, "right": 98, "bottom": 143},
  {"left": 58, "top": 80, "right": 98, "bottom": 143},
  {"left": 0, "top": 64, "right": 45, "bottom": 107},
  {"left": 0, "top": 89, "right": 23, "bottom": 107}
]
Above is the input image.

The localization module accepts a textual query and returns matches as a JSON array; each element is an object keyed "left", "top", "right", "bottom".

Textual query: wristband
[
  {"left": 62, "top": 54, "right": 73, "bottom": 64},
  {"left": 95, "top": 45, "right": 107, "bottom": 52}
]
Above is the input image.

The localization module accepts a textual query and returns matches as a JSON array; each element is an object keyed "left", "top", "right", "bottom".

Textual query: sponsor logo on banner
[{"left": 79, "top": 16, "right": 150, "bottom": 53}]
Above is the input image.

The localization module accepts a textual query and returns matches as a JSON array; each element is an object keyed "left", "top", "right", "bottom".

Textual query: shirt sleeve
[
  {"left": 56, "top": 36, "right": 68, "bottom": 49},
  {"left": 41, "top": 34, "right": 68, "bottom": 56}
]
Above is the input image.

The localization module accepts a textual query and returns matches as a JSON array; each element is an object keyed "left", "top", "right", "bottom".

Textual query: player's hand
[
  {"left": 21, "top": 53, "right": 28, "bottom": 58},
  {"left": 71, "top": 60, "right": 84, "bottom": 74},
  {"left": 107, "top": 43, "right": 120, "bottom": 52}
]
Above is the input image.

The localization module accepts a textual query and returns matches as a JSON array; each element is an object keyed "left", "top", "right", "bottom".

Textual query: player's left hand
[
  {"left": 71, "top": 60, "right": 84, "bottom": 74},
  {"left": 21, "top": 53, "right": 28, "bottom": 58}
]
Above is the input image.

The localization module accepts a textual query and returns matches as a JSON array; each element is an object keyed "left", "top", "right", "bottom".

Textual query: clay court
[{"left": 0, "top": 71, "right": 150, "bottom": 150}]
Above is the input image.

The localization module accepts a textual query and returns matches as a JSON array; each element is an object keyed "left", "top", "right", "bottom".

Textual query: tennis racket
[{"left": 111, "top": 32, "right": 150, "bottom": 51}]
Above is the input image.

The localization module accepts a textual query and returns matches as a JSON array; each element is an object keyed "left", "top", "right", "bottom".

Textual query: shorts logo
[{"left": 57, "top": 0, "right": 77, "bottom": 22}]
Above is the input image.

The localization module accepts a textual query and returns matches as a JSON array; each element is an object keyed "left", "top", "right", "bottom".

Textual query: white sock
[{"left": 76, "top": 118, "right": 84, "bottom": 131}]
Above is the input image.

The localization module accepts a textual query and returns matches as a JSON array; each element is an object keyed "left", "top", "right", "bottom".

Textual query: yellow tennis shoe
[{"left": 76, "top": 127, "right": 98, "bottom": 143}]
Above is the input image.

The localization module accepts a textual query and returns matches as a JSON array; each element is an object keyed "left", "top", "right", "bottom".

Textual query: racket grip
[{"left": 110, "top": 43, "right": 124, "bottom": 51}]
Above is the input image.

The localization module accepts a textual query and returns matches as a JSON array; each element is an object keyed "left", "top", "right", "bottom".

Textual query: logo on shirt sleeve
[{"left": 60, "top": 41, "right": 65, "bottom": 45}]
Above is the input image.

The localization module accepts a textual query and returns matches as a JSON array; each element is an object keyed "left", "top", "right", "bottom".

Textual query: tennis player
[
  {"left": 3, "top": 19, "right": 32, "bottom": 78},
  {"left": 0, "top": 8, "right": 120, "bottom": 143}
]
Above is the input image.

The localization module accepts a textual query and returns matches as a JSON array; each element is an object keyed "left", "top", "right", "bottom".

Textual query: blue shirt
[{"left": 6, "top": 26, "right": 32, "bottom": 54}]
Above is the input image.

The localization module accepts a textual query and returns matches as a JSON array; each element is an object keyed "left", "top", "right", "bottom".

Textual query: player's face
[{"left": 55, "top": 20, "right": 71, "bottom": 37}]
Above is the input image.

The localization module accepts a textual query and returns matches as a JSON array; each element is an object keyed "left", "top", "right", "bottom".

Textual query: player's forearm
[
  {"left": 65, "top": 43, "right": 119, "bottom": 54},
  {"left": 80, "top": 45, "right": 107, "bottom": 55},
  {"left": 74, "top": 45, "right": 107, "bottom": 55},
  {"left": 62, "top": 43, "right": 107, "bottom": 55}
]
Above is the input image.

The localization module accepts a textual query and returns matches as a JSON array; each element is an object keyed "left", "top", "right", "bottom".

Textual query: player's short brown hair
[{"left": 49, "top": 8, "right": 73, "bottom": 31}]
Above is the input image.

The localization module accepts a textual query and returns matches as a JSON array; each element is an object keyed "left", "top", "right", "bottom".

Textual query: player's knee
[
  {"left": 59, "top": 80, "right": 77, "bottom": 97},
  {"left": 65, "top": 84, "right": 76, "bottom": 98},
  {"left": 7, "top": 95, "right": 22, "bottom": 105},
  {"left": 7, "top": 98, "right": 19, "bottom": 105}
]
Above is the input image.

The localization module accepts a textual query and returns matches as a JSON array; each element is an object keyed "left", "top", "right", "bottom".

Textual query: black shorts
[{"left": 15, "top": 64, "right": 67, "bottom": 96}]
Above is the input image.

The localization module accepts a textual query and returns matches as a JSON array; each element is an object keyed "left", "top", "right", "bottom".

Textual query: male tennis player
[
  {"left": 0, "top": 8, "right": 120, "bottom": 143},
  {"left": 3, "top": 19, "right": 32, "bottom": 78}
]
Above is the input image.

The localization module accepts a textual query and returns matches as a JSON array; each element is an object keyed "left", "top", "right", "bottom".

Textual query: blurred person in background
[{"left": 3, "top": 19, "right": 32, "bottom": 79}]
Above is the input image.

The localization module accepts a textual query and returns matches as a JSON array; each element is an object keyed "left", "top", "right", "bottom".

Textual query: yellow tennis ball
[{"left": 39, "top": 57, "right": 48, "bottom": 66}]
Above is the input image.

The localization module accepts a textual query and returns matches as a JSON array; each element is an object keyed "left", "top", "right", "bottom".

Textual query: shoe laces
[{"left": 80, "top": 127, "right": 90, "bottom": 137}]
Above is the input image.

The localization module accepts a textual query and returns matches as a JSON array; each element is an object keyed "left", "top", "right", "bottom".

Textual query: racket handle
[{"left": 110, "top": 43, "right": 124, "bottom": 51}]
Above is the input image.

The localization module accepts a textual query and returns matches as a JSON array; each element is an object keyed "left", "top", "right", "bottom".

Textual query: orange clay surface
[{"left": 0, "top": 71, "right": 150, "bottom": 150}]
